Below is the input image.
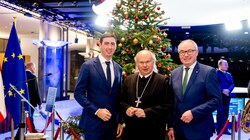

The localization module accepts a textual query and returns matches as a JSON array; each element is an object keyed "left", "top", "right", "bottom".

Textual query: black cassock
[{"left": 120, "top": 72, "right": 174, "bottom": 140}]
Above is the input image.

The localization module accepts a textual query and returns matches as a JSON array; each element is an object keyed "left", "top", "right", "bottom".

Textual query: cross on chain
[{"left": 135, "top": 97, "right": 141, "bottom": 107}]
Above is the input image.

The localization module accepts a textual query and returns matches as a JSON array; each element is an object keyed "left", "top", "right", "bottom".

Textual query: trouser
[{"left": 216, "top": 94, "right": 230, "bottom": 132}]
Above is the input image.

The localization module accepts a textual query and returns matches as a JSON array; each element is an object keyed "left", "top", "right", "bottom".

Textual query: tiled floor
[{"left": 1, "top": 99, "right": 250, "bottom": 140}]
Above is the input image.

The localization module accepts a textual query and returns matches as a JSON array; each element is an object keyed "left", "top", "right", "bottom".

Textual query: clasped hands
[{"left": 126, "top": 106, "right": 146, "bottom": 118}]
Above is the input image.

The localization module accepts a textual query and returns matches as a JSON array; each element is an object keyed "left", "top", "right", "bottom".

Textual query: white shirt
[
  {"left": 182, "top": 61, "right": 197, "bottom": 85},
  {"left": 98, "top": 54, "right": 115, "bottom": 87}
]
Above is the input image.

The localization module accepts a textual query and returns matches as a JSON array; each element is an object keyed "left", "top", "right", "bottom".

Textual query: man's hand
[
  {"left": 96, "top": 108, "right": 112, "bottom": 121},
  {"left": 134, "top": 108, "right": 146, "bottom": 118},
  {"left": 126, "top": 107, "right": 137, "bottom": 117},
  {"left": 116, "top": 123, "right": 123, "bottom": 138},
  {"left": 223, "top": 89, "right": 230, "bottom": 96},
  {"left": 167, "top": 128, "right": 175, "bottom": 140},
  {"left": 180, "top": 110, "right": 193, "bottom": 123}
]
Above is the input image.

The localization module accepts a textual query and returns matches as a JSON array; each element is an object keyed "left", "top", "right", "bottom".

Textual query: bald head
[
  {"left": 26, "top": 62, "right": 36, "bottom": 73},
  {"left": 134, "top": 50, "right": 158, "bottom": 76}
]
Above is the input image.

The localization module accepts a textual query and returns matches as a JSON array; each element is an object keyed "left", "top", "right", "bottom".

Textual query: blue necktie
[
  {"left": 182, "top": 68, "right": 189, "bottom": 94},
  {"left": 105, "top": 61, "right": 111, "bottom": 88}
]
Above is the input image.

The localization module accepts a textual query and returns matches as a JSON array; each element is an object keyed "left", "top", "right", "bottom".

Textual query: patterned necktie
[
  {"left": 105, "top": 61, "right": 111, "bottom": 88},
  {"left": 182, "top": 68, "right": 190, "bottom": 94}
]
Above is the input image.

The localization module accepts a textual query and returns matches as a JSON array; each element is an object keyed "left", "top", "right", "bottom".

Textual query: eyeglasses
[{"left": 178, "top": 49, "right": 196, "bottom": 56}]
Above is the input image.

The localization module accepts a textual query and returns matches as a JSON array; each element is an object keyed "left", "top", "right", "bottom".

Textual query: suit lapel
[
  {"left": 93, "top": 56, "right": 109, "bottom": 88},
  {"left": 176, "top": 67, "right": 184, "bottom": 101},
  {"left": 112, "top": 60, "right": 120, "bottom": 89},
  {"left": 184, "top": 63, "right": 200, "bottom": 96}
]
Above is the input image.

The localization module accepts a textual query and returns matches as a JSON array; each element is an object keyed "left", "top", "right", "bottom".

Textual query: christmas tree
[{"left": 107, "top": 0, "right": 179, "bottom": 78}]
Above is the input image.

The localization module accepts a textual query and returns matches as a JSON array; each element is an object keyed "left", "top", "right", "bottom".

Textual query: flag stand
[
  {"left": 19, "top": 99, "right": 26, "bottom": 140},
  {"left": 9, "top": 84, "right": 41, "bottom": 139}
]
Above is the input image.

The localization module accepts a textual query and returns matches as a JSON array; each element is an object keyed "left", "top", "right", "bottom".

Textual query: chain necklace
[{"left": 135, "top": 73, "right": 153, "bottom": 107}]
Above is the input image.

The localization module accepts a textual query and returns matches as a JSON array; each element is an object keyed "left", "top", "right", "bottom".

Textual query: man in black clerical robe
[{"left": 120, "top": 50, "right": 174, "bottom": 140}]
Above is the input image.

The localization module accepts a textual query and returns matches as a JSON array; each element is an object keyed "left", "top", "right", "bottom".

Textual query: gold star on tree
[
  {"left": 3, "top": 57, "right": 8, "bottom": 63},
  {"left": 11, "top": 52, "right": 15, "bottom": 58},
  {"left": 18, "top": 54, "right": 23, "bottom": 60},
  {"left": 8, "top": 91, "right": 13, "bottom": 96},
  {"left": 19, "top": 89, "right": 25, "bottom": 94}
]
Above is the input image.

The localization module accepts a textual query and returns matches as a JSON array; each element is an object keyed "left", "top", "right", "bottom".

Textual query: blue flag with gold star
[{"left": 2, "top": 23, "right": 30, "bottom": 128}]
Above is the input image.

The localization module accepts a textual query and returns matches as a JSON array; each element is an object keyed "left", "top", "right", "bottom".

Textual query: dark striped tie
[
  {"left": 105, "top": 61, "right": 111, "bottom": 88},
  {"left": 182, "top": 68, "right": 190, "bottom": 94}
]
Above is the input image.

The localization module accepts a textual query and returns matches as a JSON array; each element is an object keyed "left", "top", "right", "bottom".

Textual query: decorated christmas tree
[{"left": 107, "top": 0, "right": 178, "bottom": 78}]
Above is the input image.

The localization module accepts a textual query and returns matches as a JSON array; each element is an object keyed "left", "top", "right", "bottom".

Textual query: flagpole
[
  {"left": 13, "top": 17, "right": 16, "bottom": 27},
  {"left": 11, "top": 119, "right": 14, "bottom": 140},
  {"left": 11, "top": 17, "right": 17, "bottom": 140}
]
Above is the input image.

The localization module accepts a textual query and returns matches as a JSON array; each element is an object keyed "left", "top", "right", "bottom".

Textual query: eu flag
[{"left": 2, "top": 23, "right": 30, "bottom": 128}]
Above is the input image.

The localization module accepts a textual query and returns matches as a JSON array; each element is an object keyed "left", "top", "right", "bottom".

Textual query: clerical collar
[{"left": 139, "top": 71, "right": 153, "bottom": 78}]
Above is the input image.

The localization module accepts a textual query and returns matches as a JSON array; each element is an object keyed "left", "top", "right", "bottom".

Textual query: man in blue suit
[
  {"left": 167, "top": 39, "right": 222, "bottom": 140},
  {"left": 74, "top": 32, "right": 123, "bottom": 140},
  {"left": 216, "top": 59, "right": 234, "bottom": 135},
  {"left": 26, "top": 62, "right": 42, "bottom": 132}
]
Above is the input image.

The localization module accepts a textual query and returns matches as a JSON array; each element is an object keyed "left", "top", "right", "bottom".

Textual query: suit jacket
[
  {"left": 120, "top": 72, "right": 174, "bottom": 140},
  {"left": 217, "top": 70, "right": 234, "bottom": 94},
  {"left": 169, "top": 62, "right": 222, "bottom": 139},
  {"left": 26, "top": 70, "right": 42, "bottom": 107},
  {"left": 74, "top": 56, "right": 122, "bottom": 132}
]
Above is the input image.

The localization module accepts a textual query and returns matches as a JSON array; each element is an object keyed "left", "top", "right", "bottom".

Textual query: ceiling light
[
  {"left": 225, "top": 21, "right": 242, "bottom": 31},
  {"left": 248, "top": 18, "right": 250, "bottom": 28},
  {"left": 95, "top": 15, "right": 109, "bottom": 27},
  {"left": 24, "top": 12, "right": 32, "bottom": 17},
  {"left": 58, "top": 2, "right": 63, "bottom": 6},
  {"left": 92, "top": 0, "right": 116, "bottom": 16},
  {"left": 32, "top": 2, "right": 38, "bottom": 7},
  {"left": 72, "top": 1, "right": 77, "bottom": 6},
  {"left": 75, "top": 37, "right": 78, "bottom": 43}
]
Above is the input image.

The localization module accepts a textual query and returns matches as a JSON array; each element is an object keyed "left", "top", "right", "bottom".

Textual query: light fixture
[
  {"left": 92, "top": 0, "right": 116, "bottom": 16},
  {"left": 58, "top": 2, "right": 63, "bottom": 6},
  {"left": 24, "top": 12, "right": 32, "bottom": 17},
  {"left": 225, "top": 21, "right": 242, "bottom": 31},
  {"left": 248, "top": 18, "right": 250, "bottom": 28},
  {"left": 72, "top": 1, "right": 77, "bottom": 6},
  {"left": 75, "top": 30, "right": 78, "bottom": 43},
  {"left": 95, "top": 15, "right": 110, "bottom": 27},
  {"left": 75, "top": 37, "right": 78, "bottom": 43}
]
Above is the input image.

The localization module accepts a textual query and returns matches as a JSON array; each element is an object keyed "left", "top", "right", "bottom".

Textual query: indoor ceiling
[{"left": 0, "top": 0, "right": 250, "bottom": 37}]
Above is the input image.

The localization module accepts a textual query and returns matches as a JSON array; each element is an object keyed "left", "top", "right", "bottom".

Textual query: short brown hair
[{"left": 100, "top": 32, "right": 116, "bottom": 44}]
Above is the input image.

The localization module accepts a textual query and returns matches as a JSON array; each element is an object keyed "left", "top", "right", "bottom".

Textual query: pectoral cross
[{"left": 135, "top": 97, "right": 141, "bottom": 107}]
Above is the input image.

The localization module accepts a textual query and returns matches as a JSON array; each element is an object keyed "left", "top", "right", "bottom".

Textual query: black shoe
[{"left": 223, "top": 130, "right": 231, "bottom": 135}]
